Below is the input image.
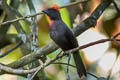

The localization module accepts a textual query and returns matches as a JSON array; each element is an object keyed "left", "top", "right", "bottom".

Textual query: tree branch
[
  {"left": 0, "top": 0, "right": 87, "bottom": 26},
  {"left": 0, "top": 33, "right": 119, "bottom": 75},
  {"left": 0, "top": 34, "right": 21, "bottom": 49},
  {"left": 73, "top": 0, "right": 113, "bottom": 36},
  {"left": 1, "top": 0, "right": 25, "bottom": 33},
  {"left": 112, "top": 0, "right": 120, "bottom": 13}
]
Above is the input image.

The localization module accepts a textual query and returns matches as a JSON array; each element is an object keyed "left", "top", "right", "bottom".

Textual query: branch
[
  {"left": 0, "top": 33, "right": 119, "bottom": 75},
  {"left": 27, "top": 0, "right": 39, "bottom": 51},
  {"left": 7, "top": 42, "right": 58, "bottom": 68},
  {"left": 107, "top": 45, "right": 120, "bottom": 80},
  {"left": 73, "top": 0, "right": 113, "bottom": 36},
  {"left": 1, "top": 0, "right": 25, "bottom": 33},
  {"left": 0, "top": 34, "right": 21, "bottom": 49},
  {"left": 53, "top": 63, "right": 99, "bottom": 79},
  {"left": 0, "top": 34, "right": 23, "bottom": 58},
  {"left": 53, "top": 62, "right": 76, "bottom": 68},
  {"left": 0, "top": 50, "right": 64, "bottom": 75},
  {"left": 112, "top": 0, "right": 120, "bottom": 13},
  {"left": 69, "top": 32, "right": 120, "bottom": 53},
  {"left": 0, "top": 0, "right": 23, "bottom": 34},
  {"left": 61, "top": 0, "right": 88, "bottom": 8},
  {"left": 0, "top": 41, "right": 23, "bottom": 58},
  {"left": 0, "top": 0, "right": 87, "bottom": 26},
  {"left": 10, "top": 6, "right": 31, "bottom": 24}
]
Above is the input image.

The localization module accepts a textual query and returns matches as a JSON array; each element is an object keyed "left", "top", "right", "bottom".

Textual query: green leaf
[{"left": 60, "top": 8, "right": 71, "bottom": 28}]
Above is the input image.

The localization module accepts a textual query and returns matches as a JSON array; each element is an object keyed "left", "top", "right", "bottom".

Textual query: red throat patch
[
  {"left": 48, "top": 17, "right": 53, "bottom": 25},
  {"left": 50, "top": 4, "right": 60, "bottom": 11}
]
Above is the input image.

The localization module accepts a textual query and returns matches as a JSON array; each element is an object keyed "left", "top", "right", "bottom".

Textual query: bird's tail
[{"left": 73, "top": 51, "right": 87, "bottom": 78}]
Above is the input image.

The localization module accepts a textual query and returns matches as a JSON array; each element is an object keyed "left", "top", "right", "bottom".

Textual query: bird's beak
[{"left": 42, "top": 10, "right": 48, "bottom": 15}]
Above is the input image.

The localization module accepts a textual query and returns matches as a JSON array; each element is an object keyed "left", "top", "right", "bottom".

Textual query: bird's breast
[
  {"left": 49, "top": 28, "right": 72, "bottom": 50},
  {"left": 49, "top": 28, "right": 64, "bottom": 41},
  {"left": 49, "top": 20, "right": 76, "bottom": 50}
]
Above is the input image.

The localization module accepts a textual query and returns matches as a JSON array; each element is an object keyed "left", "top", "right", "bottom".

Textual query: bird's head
[{"left": 42, "top": 4, "right": 61, "bottom": 20}]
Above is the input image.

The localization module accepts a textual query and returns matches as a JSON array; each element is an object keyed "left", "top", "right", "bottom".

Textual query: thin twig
[
  {"left": 0, "top": 41, "right": 23, "bottom": 58},
  {"left": 66, "top": 52, "right": 71, "bottom": 80},
  {"left": 112, "top": 0, "right": 120, "bottom": 13},
  {"left": 107, "top": 44, "right": 120, "bottom": 80},
  {"left": 28, "top": 49, "right": 63, "bottom": 80},
  {"left": 2, "top": 0, "right": 25, "bottom": 33},
  {"left": 60, "top": 0, "right": 88, "bottom": 8},
  {"left": 70, "top": 38, "right": 120, "bottom": 54},
  {"left": 111, "top": 32, "right": 120, "bottom": 39},
  {"left": 0, "top": 12, "right": 43, "bottom": 26},
  {"left": 107, "top": 32, "right": 120, "bottom": 80},
  {"left": 70, "top": 32, "right": 120, "bottom": 55},
  {"left": 0, "top": 52, "right": 64, "bottom": 75},
  {"left": 53, "top": 63, "right": 99, "bottom": 79},
  {"left": 0, "top": 0, "right": 87, "bottom": 26},
  {"left": 87, "top": 72, "right": 98, "bottom": 79},
  {"left": 10, "top": 6, "right": 31, "bottom": 24},
  {"left": 53, "top": 62, "right": 76, "bottom": 68},
  {"left": 67, "top": 39, "right": 112, "bottom": 54}
]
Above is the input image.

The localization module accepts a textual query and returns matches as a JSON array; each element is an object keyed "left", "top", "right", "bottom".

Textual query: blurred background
[{"left": 0, "top": 0, "right": 120, "bottom": 80}]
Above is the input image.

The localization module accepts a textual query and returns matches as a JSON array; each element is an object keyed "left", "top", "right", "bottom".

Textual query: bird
[{"left": 42, "top": 4, "right": 86, "bottom": 78}]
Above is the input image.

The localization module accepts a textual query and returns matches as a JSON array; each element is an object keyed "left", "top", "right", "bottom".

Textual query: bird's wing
[{"left": 64, "top": 26, "right": 78, "bottom": 48}]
